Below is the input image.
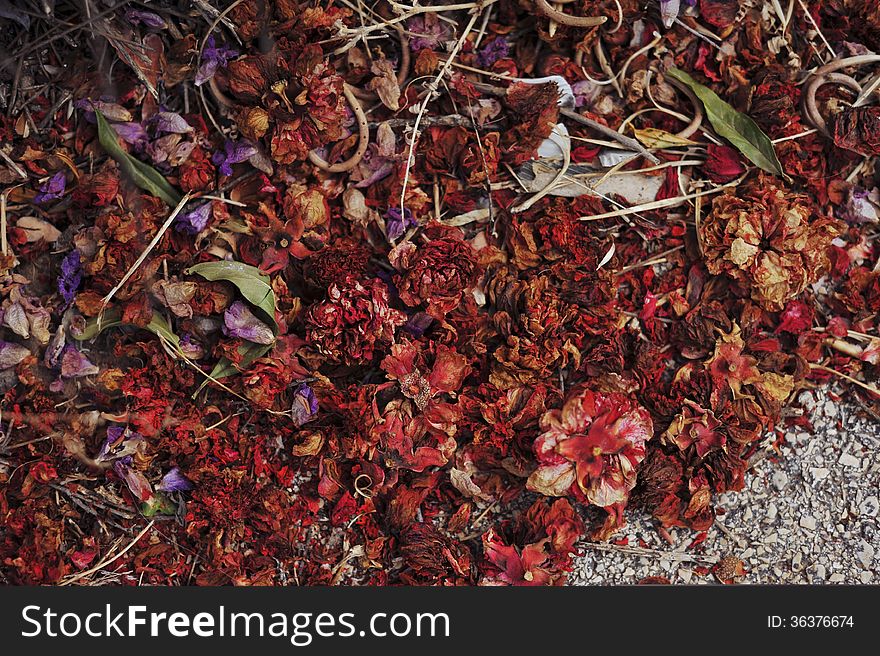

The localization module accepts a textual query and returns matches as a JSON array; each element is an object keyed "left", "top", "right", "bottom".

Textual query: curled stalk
[
  {"left": 535, "top": 0, "right": 608, "bottom": 28},
  {"left": 308, "top": 83, "right": 370, "bottom": 173}
]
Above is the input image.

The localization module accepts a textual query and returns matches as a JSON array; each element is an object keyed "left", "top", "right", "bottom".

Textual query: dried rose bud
[
  {"left": 700, "top": 173, "right": 841, "bottom": 311},
  {"left": 701, "top": 144, "right": 745, "bottom": 183},
  {"left": 304, "top": 276, "right": 406, "bottom": 365},
  {"left": 832, "top": 106, "right": 880, "bottom": 157},
  {"left": 390, "top": 224, "right": 479, "bottom": 319}
]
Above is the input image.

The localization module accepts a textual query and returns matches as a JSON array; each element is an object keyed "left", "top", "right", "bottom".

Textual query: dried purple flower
[
  {"left": 840, "top": 186, "right": 880, "bottom": 224},
  {"left": 34, "top": 171, "right": 66, "bottom": 205},
  {"left": 152, "top": 112, "right": 193, "bottom": 135},
  {"left": 58, "top": 249, "right": 82, "bottom": 305},
  {"left": 59, "top": 345, "right": 99, "bottom": 379},
  {"left": 112, "top": 121, "right": 149, "bottom": 150},
  {"left": 175, "top": 202, "right": 212, "bottom": 235},
  {"left": 291, "top": 383, "right": 319, "bottom": 427},
  {"left": 195, "top": 36, "right": 238, "bottom": 86},
  {"left": 476, "top": 38, "right": 510, "bottom": 68},
  {"left": 407, "top": 13, "right": 450, "bottom": 51},
  {"left": 179, "top": 334, "right": 206, "bottom": 359},
  {"left": 402, "top": 312, "right": 434, "bottom": 338},
  {"left": 0, "top": 340, "right": 30, "bottom": 370},
  {"left": 223, "top": 300, "right": 275, "bottom": 345},
  {"left": 157, "top": 467, "right": 194, "bottom": 493},
  {"left": 385, "top": 207, "right": 418, "bottom": 241},
  {"left": 125, "top": 9, "right": 167, "bottom": 29},
  {"left": 211, "top": 139, "right": 257, "bottom": 176}
]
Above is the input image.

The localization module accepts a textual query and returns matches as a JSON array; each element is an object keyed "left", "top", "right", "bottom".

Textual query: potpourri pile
[{"left": 2, "top": 0, "right": 880, "bottom": 585}]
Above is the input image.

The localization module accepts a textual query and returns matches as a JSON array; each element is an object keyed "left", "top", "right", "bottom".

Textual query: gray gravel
[{"left": 570, "top": 388, "right": 880, "bottom": 584}]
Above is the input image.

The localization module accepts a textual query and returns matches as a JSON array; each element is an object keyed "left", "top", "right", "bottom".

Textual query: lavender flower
[
  {"left": 476, "top": 38, "right": 510, "bottom": 68},
  {"left": 125, "top": 9, "right": 167, "bottom": 29},
  {"left": 196, "top": 37, "right": 238, "bottom": 86},
  {"left": 291, "top": 383, "right": 319, "bottom": 427},
  {"left": 385, "top": 207, "right": 417, "bottom": 241},
  {"left": 34, "top": 171, "right": 66, "bottom": 204},
  {"left": 223, "top": 301, "right": 276, "bottom": 345},
  {"left": 157, "top": 467, "right": 194, "bottom": 493},
  {"left": 211, "top": 139, "right": 257, "bottom": 176},
  {"left": 58, "top": 249, "right": 82, "bottom": 305},
  {"left": 175, "top": 202, "right": 212, "bottom": 235}
]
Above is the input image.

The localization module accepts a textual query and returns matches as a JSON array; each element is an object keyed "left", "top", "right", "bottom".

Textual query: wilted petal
[
  {"left": 112, "top": 121, "right": 149, "bottom": 148},
  {"left": 157, "top": 467, "right": 194, "bottom": 492},
  {"left": 223, "top": 300, "right": 275, "bottom": 344},
  {"left": 59, "top": 345, "right": 99, "bottom": 378},
  {"left": 58, "top": 249, "right": 82, "bottom": 305},
  {"left": 291, "top": 383, "right": 319, "bottom": 427},
  {"left": 175, "top": 202, "right": 212, "bottom": 234},
  {"left": 3, "top": 303, "right": 29, "bottom": 338},
  {"left": 660, "top": 0, "right": 681, "bottom": 28},
  {"left": 0, "top": 340, "right": 30, "bottom": 369},
  {"left": 153, "top": 112, "right": 193, "bottom": 135},
  {"left": 125, "top": 9, "right": 167, "bottom": 29},
  {"left": 195, "top": 37, "right": 238, "bottom": 86},
  {"left": 34, "top": 171, "right": 66, "bottom": 204}
]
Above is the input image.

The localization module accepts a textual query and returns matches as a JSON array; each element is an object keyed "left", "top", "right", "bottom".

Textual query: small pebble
[
  {"left": 839, "top": 452, "right": 862, "bottom": 468},
  {"left": 810, "top": 467, "right": 830, "bottom": 481},
  {"left": 856, "top": 541, "right": 875, "bottom": 569},
  {"left": 859, "top": 496, "right": 878, "bottom": 517},
  {"left": 772, "top": 471, "right": 789, "bottom": 491},
  {"left": 829, "top": 573, "right": 846, "bottom": 583},
  {"left": 799, "top": 516, "right": 817, "bottom": 531}
]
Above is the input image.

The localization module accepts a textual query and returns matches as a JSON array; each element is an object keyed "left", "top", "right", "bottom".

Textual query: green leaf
[
  {"left": 142, "top": 493, "right": 177, "bottom": 517},
  {"left": 74, "top": 309, "right": 181, "bottom": 349},
  {"left": 94, "top": 109, "right": 182, "bottom": 206},
  {"left": 666, "top": 68, "right": 785, "bottom": 178},
  {"left": 185, "top": 261, "right": 277, "bottom": 332}
]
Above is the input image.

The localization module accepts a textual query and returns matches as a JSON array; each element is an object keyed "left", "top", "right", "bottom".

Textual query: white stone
[
  {"left": 766, "top": 503, "right": 778, "bottom": 521},
  {"left": 838, "top": 452, "right": 862, "bottom": 468},
  {"left": 856, "top": 541, "right": 875, "bottom": 569},
  {"left": 810, "top": 467, "right": 830, "bottom": 481},
  {"left": 859, "top": 496, "right": 879, "bottom": 517},
  {"left": 772, "top": 471, "right": 789, "bottom": 491},
  {"left": 860, "top": 571, "right": 874, "bottom": 584},
  {"left": 799, "top": 516, "right": 817, "bottom": 531},
  {"left": 829, "top": 572, "right": 846, "bottom": 583}
]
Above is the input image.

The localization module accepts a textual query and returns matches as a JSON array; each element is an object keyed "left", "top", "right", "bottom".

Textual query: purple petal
[
  {"left": 385, "top": 206, "right": 418, "bottom": 240},
  {"left": 157, "top": 467, "right": 194, "bottom": 493},
  {"left": 195, "top": 37, "right": 238, "bottom": 86},
  {"left": 58, "top": 249, "right": 82, "bottom": 305},
  {"left": 125, "top": 9, "right": 167, "bottom": 29},
  {"left": 34, "top": 171, "right": 66, "bottom": 204},
  {"left": 223, "top": 301, "right": 275, "bottom": 345},
  {"left": 175, "top": 202, "right": 212, "bottom": 235},
  {"left": 153, "top": 112, "right": 193, "bottom": 135},
  {"left": 112, "top": 121, "right": 149, "bottom": 149},
  {"left": 402, "top": 312, "right": 433, "bottom": 337},
  {"left": 476, "top": 38, "right": 510, "bottom": 68},
  {"left": 291, "top": 383, "right": 318, "bottom": 427},
  {"left": 59, "top": 345, "right": 99, "bottom": 379},
  {"left": 0, "top": 340, "right": 30, "bottom": 369}
]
